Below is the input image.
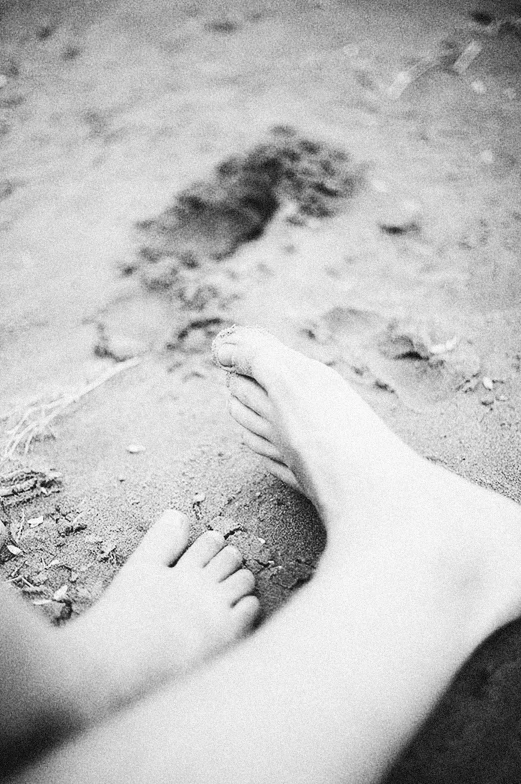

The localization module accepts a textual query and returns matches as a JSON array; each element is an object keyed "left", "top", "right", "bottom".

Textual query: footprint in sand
[{"left": 306, "top": 306, "right": 481, "bottom": 411}]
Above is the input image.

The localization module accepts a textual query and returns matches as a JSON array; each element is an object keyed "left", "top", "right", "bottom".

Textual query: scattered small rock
[
  {"left": 192, "top": 492, "right": 206, "bottom": 505},
  {"left": 481, "top": 392, "right": 495, "bottom": 406},
  {"left": 482, "top": 376, "right": 494, "bottom": 390},
  {"left": 126, "top": 444, "right": 146, "bottom": 454},
  {"left": 53, "top": 584, "right": 69, "bottom": 602}
]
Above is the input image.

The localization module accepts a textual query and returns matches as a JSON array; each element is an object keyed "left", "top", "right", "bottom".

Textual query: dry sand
[{"left": 1, "top": 0, "right": 521, "bottom": 780}]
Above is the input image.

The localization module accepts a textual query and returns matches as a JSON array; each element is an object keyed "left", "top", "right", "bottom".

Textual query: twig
[
  {"left": 388, "top": 39, "right": 482, "bottom": 99},
  {"left": 1, "top": 357, "right": 142, "bottom": 463}
]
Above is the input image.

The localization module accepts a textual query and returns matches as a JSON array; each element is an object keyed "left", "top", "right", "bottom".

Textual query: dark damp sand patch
[{"left": 132, "top": 126, "right": 362, "bottom": 291}]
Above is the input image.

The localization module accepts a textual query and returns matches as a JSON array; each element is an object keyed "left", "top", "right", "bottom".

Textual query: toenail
[
  {"left": 215, "top": 344, "right": 235, "bottom": 368},
  {"left": 207, "top": 530, "right": 225, "bottom": 544},
  {"left": 225, "top": 545, "right": 243, "bottom": 563}
]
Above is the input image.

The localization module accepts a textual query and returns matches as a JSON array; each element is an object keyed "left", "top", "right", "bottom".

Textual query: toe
[
  {"left": 233, "top": 595, "right": 261, "bottom": 630},
  {"left": 227, "top": 375, "right": 270, "bottom": 418},
  {"left": 240, "top": 427, "right": 284, "bottom": 462},
  {"left": 261, "top": 456, "right": 303, "bottom": 494},
  {"left": 205, "top": 544, "right": 243, "bottom": 581},
  {"left": 179, "top": 530, "right": 226, "bottom": 568},
  {"left": 212, "top": 326, "right": 285, "bottom": 386},
  {"left": 132, "top": 509, "right": 190, "bottom": 566},
  {"left": 228, "top": 396, "right": 273, "bottom": 440},
  {"left": 222, "top": 568, "right": 256, "bottom": 605}
]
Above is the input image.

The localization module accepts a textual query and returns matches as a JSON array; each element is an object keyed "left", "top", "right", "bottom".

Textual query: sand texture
[{"left": 1, "top": 0, "right": 521, "bottom": 779}]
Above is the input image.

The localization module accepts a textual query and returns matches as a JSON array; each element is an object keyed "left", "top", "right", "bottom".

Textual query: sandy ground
[{"left": 1, "top": 0, "right": 521, "bottom": 779}]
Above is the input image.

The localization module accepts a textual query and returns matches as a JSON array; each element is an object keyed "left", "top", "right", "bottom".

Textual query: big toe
[
  {"left": 132, "top": 509, "right": 190, "bottom": 566},
  {"left": 212, "top": 326, "right": 288, "bottom": 385}
]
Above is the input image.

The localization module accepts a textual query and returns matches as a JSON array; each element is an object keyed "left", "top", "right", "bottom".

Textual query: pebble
[
  {"left": 471, "top": 80, "right": 486, "bottom": 94},
  {"left": 126, "top": 444, "right": 146, "bottom": 454},
  {"left": 482, "top": 376, "right": 494, "bottom": 390},
  {"left": 480, "top": 150, "right": 495, "bottom": 165},
  {"left": 192, "top": 492, "right": 206, "bottom": 504},
  {"left": 53, "top": 585, "right": 69, "bottom": 602},
  {"left": 481, "top": 393, "right": 495, "bottom": 406}
]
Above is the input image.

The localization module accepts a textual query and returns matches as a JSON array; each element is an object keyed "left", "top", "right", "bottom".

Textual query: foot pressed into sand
[
  {"left": 213, "top": 325, "right": 521, "bottom": 653},
  {"left": 63, "top": 510, "right": 259, "bottom": 709}
]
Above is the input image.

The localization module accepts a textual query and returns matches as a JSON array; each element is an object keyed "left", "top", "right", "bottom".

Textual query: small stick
[{"left": 1, "top": 357, "right": 142, "bottom": 463}]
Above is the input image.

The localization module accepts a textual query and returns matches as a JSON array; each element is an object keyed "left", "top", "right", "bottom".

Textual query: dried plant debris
[
  {"left": 381, "top": 319, "right": 460, "bottom": 361},
  {"left": 0, "top": 468, "right": 62, "bottom": 506},
  {"left": 1, "top": 359, "right": 141, "bottom": 463},
  {"left": 379, "top": 318, "right": 481, "bottom": 390},
  {"left": 133, "top": 126, "right": 361, "bottom": 290}
]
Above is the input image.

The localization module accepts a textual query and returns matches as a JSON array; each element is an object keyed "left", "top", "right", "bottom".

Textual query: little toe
[
  {"left": 180, "top": 530, "right": 226, "bottom": 568},
  {"left": 222, "top": 568, "right": 256, "bottom": 605},
  {"left": 240, "top": 427, "right": 284, "bottom": 462},
  {"left": 228, "top": 396, "right": 272, "bottom": 440},
  {"left": 205, "top": 544, "right": 243, "bottom": 581},
  {"left": 233, "top": 595, "right": 261, "bottom": 630},
  {"left": 227, "top": 375, "right": 270, "bottom": 418},
  {"left": 132, "top": 509, "right": 190, "bottom": 566}
]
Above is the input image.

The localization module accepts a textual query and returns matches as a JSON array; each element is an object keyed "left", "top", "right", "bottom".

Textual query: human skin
[
  {"left": 0, "top": 511, "right": 258, "bottom": 777},
  {"left": 7, "top": 327, "right": 521, "bottom": 784}
]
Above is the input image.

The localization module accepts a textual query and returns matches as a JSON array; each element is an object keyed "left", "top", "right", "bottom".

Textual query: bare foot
[
  {"left": 213, "top": 326, "right": 521, "bottom": 648},
  {"left": 63, "top": 510, "right": 259, "bottom": 710}
]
